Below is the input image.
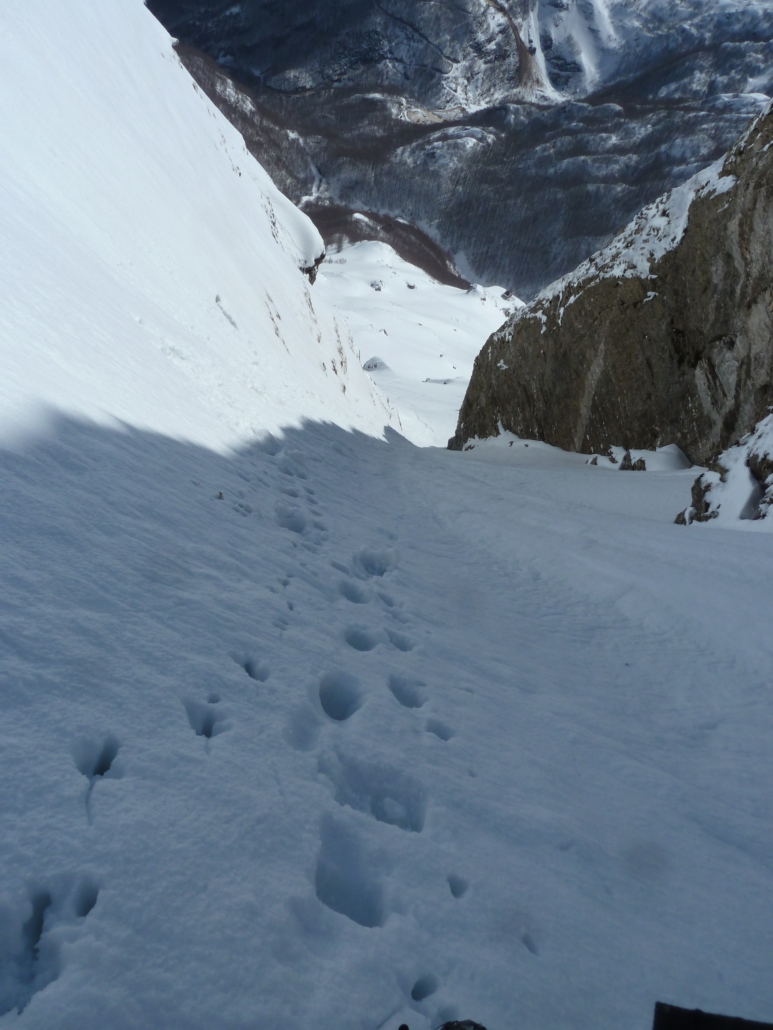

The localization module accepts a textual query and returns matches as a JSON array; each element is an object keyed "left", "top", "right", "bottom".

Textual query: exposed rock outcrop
[
  {"left": 450, "top": 104, "right": 773, "bottom": 466},
  {"left": 675, "top": 412, "right": 773, "bottom": 525}
]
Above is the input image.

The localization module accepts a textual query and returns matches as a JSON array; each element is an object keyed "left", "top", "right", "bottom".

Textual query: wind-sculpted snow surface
[
  {"left": 151, "top": 0, "right": 773, "bottom": 295},
  {"left": 0, "top": 0, "right": 393, "bottom": 450},
  {"left": 3, "top": 418, "right": 773, "bottom": 1028}
]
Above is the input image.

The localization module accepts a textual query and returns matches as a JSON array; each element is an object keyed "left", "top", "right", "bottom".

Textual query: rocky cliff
[{"left": 449, "top": 104, "right": 773, "bottom": 466}]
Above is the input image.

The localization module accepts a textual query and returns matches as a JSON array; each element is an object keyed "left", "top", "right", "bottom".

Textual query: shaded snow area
[
  {"left": 0, "top": 0, "right": 393, "bottom": 451},
  {"left": 3, "top": 420, "right": 773, "bottom": 1030},
  {"left": 2, "top": 2, "right": 773, "bottom": 1030},
  {"left": 678, "top": 412, "right": 773, "bottom": 527},
  {"left": 317, "top": 243, "right": 517, "bottom": 446}
]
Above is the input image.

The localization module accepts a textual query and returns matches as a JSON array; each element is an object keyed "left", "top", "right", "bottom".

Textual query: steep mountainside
[
  {"left": 449, "top": 104, "right": 773, "bottom": 466},
  {"left": 0, "top": 0, "right": 394, "bottom": 452},
  {"left": 147, "top": 0, "right": 773, "bottom": 297}
]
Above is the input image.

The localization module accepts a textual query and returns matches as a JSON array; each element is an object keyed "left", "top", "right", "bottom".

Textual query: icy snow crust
[
  {"left": 2, "top": 2, "right": 773, "bottom": 1029},
  {"left": 0, "top": 0, "right": 393, "bottom": 451}
]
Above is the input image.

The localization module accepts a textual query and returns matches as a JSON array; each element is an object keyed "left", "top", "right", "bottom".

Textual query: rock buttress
[{"left": 450, "top": 105, "right": 773, "bottom": 465}]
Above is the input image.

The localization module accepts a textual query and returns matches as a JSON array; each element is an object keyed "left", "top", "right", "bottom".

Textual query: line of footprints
[
  {"left": 0, "top": 736, "right": 112, "bottom": 1014},
  {"left": 250, "top": 442, "right": 469, "bottom": 1018},
  {"left": 2, "top": 443, "right": 469, "bottom": 1019}
]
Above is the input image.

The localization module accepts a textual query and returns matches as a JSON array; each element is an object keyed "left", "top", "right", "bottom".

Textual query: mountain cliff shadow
[{"left": 0, "top": 414, "right": 414, "bottom": 674}]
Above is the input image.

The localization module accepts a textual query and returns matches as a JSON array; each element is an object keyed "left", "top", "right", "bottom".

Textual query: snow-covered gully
[{"left": 1, "top": 1, "right": 772, "bottom": 1029}]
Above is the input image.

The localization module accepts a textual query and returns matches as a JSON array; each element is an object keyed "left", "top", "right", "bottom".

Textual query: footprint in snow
[
  {"left": 388, "top": 674, "right": 426, "bottom": 709},
  {"left": 277, "top": 451, "right": 309, "bottom": 480},
  {"left": 72, "top": 734, "right": 121, "bottom": 820},
  {"left": 344, "top": 625, "right": 383, "bottom": 652},
  {"left": 426, "top": 719, "right": 454, "bottom": 742},
  {"left": 387, "top": 629, "right": 414, "bottom": 652},
  {"left": 318, "top": 751, "right": 427, "bottom": 833},
  {"left": 314, "top": 816, "right": 386, "bottom": 928},
  {"left": 318, "top": 671, "right": 363, "bottom": 721},
  {"left": 235, "top": 655, "right": 270, "bottom": 683},
  {"left": 410, "top": 974, "right": 439, "bottom": 1002},
  {"left": 73, "top": 735, "right": 120, "bottom": 783},
  {"left": 275, "top": 501, "right": 309, "bottom": 535},
  {"left": 339, "top": 579, "right": 370, "bottom": 604},
  {"left": 344, "top": 626, "right": 415, "bottom": 652},
  {"left": 183, "top": 696, "right": 228, "bottom": 741},
  {"left": 353, "top": 546, "right": 398, "bottom": 579},
  {"left": 447, "top": 874, "right": 469, "bottom": 899},
  {"left": 0, "top": 878, "right": 101, "bottom": 1018}
]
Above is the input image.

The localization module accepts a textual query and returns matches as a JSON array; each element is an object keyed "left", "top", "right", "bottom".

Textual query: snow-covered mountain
[
  {"left": 2, "top": 3, "right": 773, "bottom": 1030},
  {"left": 537, "top": 0, "right": 773, "bottom": 98},
  {"left": 147, "top": 0, "right": 773, "bottom": 111},
  {"left": 150, "top": 0, "right": 773, "bottom": 296}
]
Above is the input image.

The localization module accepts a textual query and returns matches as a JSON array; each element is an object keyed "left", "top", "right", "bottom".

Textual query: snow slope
[
  {"left": 317, "top": 242, "right": 517, "bottom": 446},
  {"left": 3, "top": 418, "right": 773, "bottom": 1030},
  {"left": 0, "top": 0, "right": 392, "bottom": 451}
]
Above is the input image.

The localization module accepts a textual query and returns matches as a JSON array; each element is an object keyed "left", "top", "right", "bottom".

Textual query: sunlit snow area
[
  {"left": 1, "top": 3, "right": 773, "bottom": 1030},
  {"left": 317, "top": 243, "right": 516, "bottom": 446}
]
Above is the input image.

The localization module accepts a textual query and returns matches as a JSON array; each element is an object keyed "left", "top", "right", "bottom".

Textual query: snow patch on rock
[
  {"left": 677, "top": 412, "right": 773, "bottom": 528},
  {"left": 517, "top": 158, "right": 737, "bottom": 327}
]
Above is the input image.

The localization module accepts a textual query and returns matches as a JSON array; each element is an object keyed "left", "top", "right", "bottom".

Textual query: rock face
[{"left": 450, "top": 104, "right": 773, "bottom": 465}]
